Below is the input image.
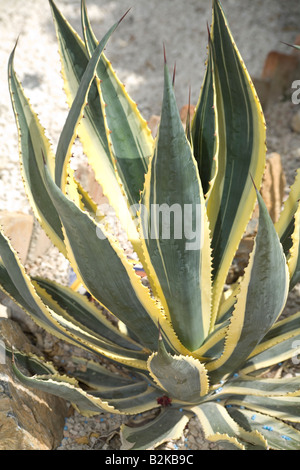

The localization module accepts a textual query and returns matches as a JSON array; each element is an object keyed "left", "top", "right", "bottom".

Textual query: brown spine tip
[
  {"left": 118, "top": 7, "right": 131, "bottom": 25},
  {"left": 172, "top": 61, "right": 176, "bottom": 87},
  {"left": 206, "top": 22, "right": 211, "bottom": 42},
  {"left": 163, "top": 43, "right": 167, "bottom": 64},
  {"left": 249, "top": 173, "right": 258, "bottom": 192}
]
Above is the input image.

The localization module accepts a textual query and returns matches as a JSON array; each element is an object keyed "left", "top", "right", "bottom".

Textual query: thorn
[
  {"left": 249, "top": 173, "right": 258, "bottom": 192},
  {"left": 280, "top": 40, "right": 293, "bottom": 48},
  {"left": 206, "top": 22, "right": 211, "bottom": 42},
  {"left": 172, "top": 61, "right": 176, "bottom": 87},
  {"left": 280, "top": 41, "right": 300, "bottom": 52},
  {"left": 163, "top": 43, "right": 167, "bottom": 64},
  {"left": 118, "top": 7, "right": 131, "bottom": 25}
]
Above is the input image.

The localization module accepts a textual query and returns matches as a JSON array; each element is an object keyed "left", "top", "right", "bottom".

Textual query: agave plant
[{"left": 2, "top": 0, "right": 300, "bottom": 450}]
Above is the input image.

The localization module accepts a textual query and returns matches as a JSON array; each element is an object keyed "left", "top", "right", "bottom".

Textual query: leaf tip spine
[
  {"left": 163, "top": 42, "right": 167, "bottom": 64},
  {"left": 172, "top": 61, "right": 176, "bottom": 87},
  {"left": 118, "top": 7, "right": 132, "bottom": 26}
]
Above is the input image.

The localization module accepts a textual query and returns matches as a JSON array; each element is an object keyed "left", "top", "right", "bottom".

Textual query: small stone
[
  {"left": 74, "top": 436, "right": 90, "bottom": 445},
  {"left": 0, "top": 211, "right": 34, "bottom": 263},
  {"left": 179, "top": 104, "right": 195, "bottom": 129},
  {"left": 0, "top": 305, "right": 8, "bottom": 319},
  {"left": 147, "top": 115, "right": 160, "bottom": 137},
  {"left": 291, "top": 111, "right": 300, "bottom": 134}
]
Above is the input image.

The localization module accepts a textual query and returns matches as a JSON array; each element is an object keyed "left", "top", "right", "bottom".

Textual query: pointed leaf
[
  {"left": 8, "top": 46, "right": 66, "bottom": 255},
  {"left": 49, "top": 0, "right": 139, "bottom": 247},
  {"left": 140, "top": 61, "right": 212, "bottom": 351},
  {"left": 54, "top": 9, "right": 121, "bottom": 191},
  {"left": 207, "top": 0, "right": 266, "bottom": 322},
  {"left": 191, "top": 34, "right": 217, "bottom": 196},
  {"left": 81, "top": 0, "right": 154, "bottom": 207}
]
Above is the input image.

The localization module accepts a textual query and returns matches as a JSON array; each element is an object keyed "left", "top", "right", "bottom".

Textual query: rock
[
  {"left": 75, "top": 163, "right": 108, "bottom": 206},
  {"left": 291, "top": 110, "right": 300, "bottom": 134},
  {"left": 0, "top": 319, "right": 68, "bottom": 450},
  {"left": 252, "top": 77, "right": 271, "bottom": 111},
  {"left": 227, "top": 152, "right": 286, "bottom": 284},
  {"left": 261, "top": 152, "right": 286, "bottom": 223},
  {"left": 0, "top": 292, "right": 40, "bottom": 336},
  {"left": 147, "top": 114, "right": 160, "bottom": 137},
  {"left": 0, "top": 211, "right": 34, "bottom": 264},
  {"left": 28, "top": 224, "right": 52, "bottom": 259},
  {"left": 0, "top": 304, "right": 8, "bottom": 319},
  {"left": 261, "top": 50, "right": 300, "bottom": 103},
  {"left": 253, "top": 36, "right": 300, "bottom": 111},
  {"left": 179, "top": 104, "right": 196, "bottom": 130},
  {"left": 249, "top": 152, "right": 286, "bottom": 228}
]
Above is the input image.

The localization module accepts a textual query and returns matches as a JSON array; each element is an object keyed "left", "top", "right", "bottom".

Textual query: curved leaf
[
  {"left": 0, "top": 242, "right": 147, "bottom": 369},
  {"left": 285, "top": 201, "right": 300, "bottom": 289},
  {"left": 207, "top": 191, "right": 289, "bottom": 383},
  {"left": 34, "top": 277, "right": 143, "bottom": 352},
  {"left": 11, "top": 359, "right": 117, "bottom": 416},
  {"left": 147, "top": 335, "right": 209, "bottom": 403},
  {"left": 217, "top": 375, "right": 300, "bottom": 398},
  {"left": 8, "top": 46, "right": 65, "bottom": 255},
  {"left": 207, "top": 0, "right": 266, "bottom": 323},
  {"left": 226, "top": 395, "right": 300, "bottom": 423},
  {"left": 275, "top": 168, "right": 300, "bottom": 255},
  {"left": 120, "top": 408, "right": 191, "bottom": 450},
  {"left": 192, "top": 401, "right": 267, "bottom": 450},
  {"left": 227, "top": 407, "right": 300, "bottom": 450}
]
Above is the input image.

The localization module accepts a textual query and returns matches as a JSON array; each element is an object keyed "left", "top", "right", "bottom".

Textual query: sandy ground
[{"left": 1, "top": 0, "right": 300, "bottom": 450}]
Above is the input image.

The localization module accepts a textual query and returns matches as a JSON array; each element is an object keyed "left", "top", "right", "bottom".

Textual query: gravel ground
[{"left": 1, "top": 0, "right": 300, "bottom": 451}]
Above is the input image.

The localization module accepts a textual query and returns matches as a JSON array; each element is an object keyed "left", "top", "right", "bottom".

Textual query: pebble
[{"left": 291, "top": 110, "right": 300, "bottom": 133}]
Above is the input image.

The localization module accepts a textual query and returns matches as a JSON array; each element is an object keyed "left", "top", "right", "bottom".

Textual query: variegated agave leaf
[{"left": 1, "top": 0, "right": 300, "bottom": 451}]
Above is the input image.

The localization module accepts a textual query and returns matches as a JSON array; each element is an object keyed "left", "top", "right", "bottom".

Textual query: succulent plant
[{"left": 1, "top": 0, "right": 300, "bottom": 450}]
